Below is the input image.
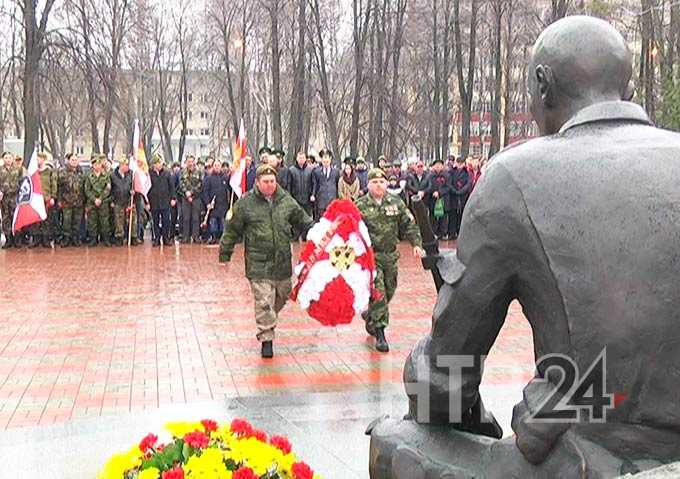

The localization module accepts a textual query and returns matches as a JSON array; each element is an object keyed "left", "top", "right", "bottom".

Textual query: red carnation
[
  {"left": 249, "top": 428, "right": 267, "bottom": 442},
  {"left": 162, "top": 467, "right": 185, "bottom": 479},
  {"left": 292, "top": 461, "right": 314, "bottom": 479},
  {"left": 139, "top": 433, "right": 158, "bottom": 453},
  {"left": 201, "top": 419, "right": 218, "bottom": 432},
  {"left": 335, "top": 215, "right": 359, "bottom": 240},
  {"left": 230, "top": 418, "right": 254, "bottom": 437},
  {"left": 325, "top": 199, "right": 362, "bottom": 223},
  {"left": 232, "top": 467, "right": 258, "bottom": 479},
  {"left": 184, "top": 431, "right": 210, "bottom": 449},
  {"left": 308, "top": 276, "right": 355, "bottom": 326},
  {"left": 269, "top": 435, "right": 292, "bottom": 454}
]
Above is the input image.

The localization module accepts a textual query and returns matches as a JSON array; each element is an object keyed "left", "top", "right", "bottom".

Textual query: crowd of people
[{"left": 0, "top": 146, "right": 487, "bottom": 250}]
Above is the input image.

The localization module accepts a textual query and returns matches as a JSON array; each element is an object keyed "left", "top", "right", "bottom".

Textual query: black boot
[
  {"left": 42, "top": 236, "right": 52, "bottom": 248},
  {"left": 1, "top": 235, "right": 13, "bottom": 249},
  {"left": 362, "top": 311, "right": 376, "bottom": 337},
  {"left": 29, "top": 235, "right": 40, "bottom": 248},
  {"left": 261, "top": 341, "right": 274, "bottom": 358},
  {"left": 88, "top": 239, "right": 98, "bottom": 247},
  {"left": 375, "top": 328, "right": 389, "bottom": 353}
]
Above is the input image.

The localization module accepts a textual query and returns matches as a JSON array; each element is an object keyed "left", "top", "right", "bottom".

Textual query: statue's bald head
[{"left": 528, "top": 16, "right": 634, "bottom": 135}]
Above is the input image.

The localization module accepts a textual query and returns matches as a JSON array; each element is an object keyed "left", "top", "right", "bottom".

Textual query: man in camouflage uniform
[
  {"left": 356, "top": 168, "right": 424, "bottom": 352},
  {"left": 219, "top": 164, "right": 314, "bottom": 358},
  {"left": 58, "top": 153, "right": 85, "bottom": 247},
  {"left": 0, "top": 152, "right": 23, "bottom": 249},
  {"left": 29, "top": 152, "right": 58, "bottom": 248},
  {"left": 110, "top": 157, "right": 138, "bottom": 246},
  {"left": 179, "top": 155, "right": 203, "bottom": 243},
  {"left": 84, "top": 155, "right": 112, "bottom": 246}
]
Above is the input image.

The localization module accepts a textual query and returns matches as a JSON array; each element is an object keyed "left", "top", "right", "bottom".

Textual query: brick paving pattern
[{"left": 0, "top": 241, "right": 534, "bottom": 430}]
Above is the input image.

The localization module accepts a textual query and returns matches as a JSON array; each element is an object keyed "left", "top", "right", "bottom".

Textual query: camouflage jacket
[
  {"left": 356, "top": 192, "right": 422, "bottom": 256},
  {"left": 179, "top": 168, "right": 203, "bottom": 197},
  {"left": 219, "top": 186, "right": 313, "bottom": 281},
  {"left": 58, "top": 166, "right": 86, "bottom": 207},
  {"left": 84, "top": 171, "right": 112, "bottom": 207},
  {"left": 39, "top": 166, "right": 58, "bottom": 200},
  {"left": 0, "top": 164, "right": 23, "bottom": 201}
]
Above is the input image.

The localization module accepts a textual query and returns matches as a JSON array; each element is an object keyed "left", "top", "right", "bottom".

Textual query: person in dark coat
[
  {"left": 356, "top": 157, "right": 369, "bottom": 195},
  {"left": 110, "top": 159, "right": 139, "bottom": 245},
  {"left": 448, "top": 156, "right": 473, "bottom": 239},
  {"left": 426, "top": 158, "right": 450, "bottom": 239},
  {"left": 272, "top": 148, "right": 290, "bottom": 191},
  {"left": 287, "top": 151, "right": 313, "bottom": 240},
  {"left": 245, "top": 156, "right": 256, "bottom": 192},
  {"left": 311, "top": 149, "right": 340, "bottom": 219},
  {"left": 170, "top": 162, "right": 181, "bottom": 239},
  {"left": 148, "top": 156, "right": 176, "bottom": 246},
  {"left": 203, "top": 161, "right": 231, "bottom": 244},
  {"left": 406, "top": 159, "right": 430, "bottom": 204}
]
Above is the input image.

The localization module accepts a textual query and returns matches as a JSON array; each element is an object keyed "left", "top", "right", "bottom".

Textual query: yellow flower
[
  {"left": 138, "top": 467, "right": 160, "bottom": 479},
  {"left": 165, "top": 421, "right": 204, "bottom": 438},
  {"left": 227, "top": 437, "right": 289, "bottom": 476},
  {"left": 184, "top": 449, "right": 232, "bottom": 478},
  {"left": 97, "top": 446, "right": 143, "bottom": 479},
  {"left": 213, "top": 424, "right": 236, "bottom": 445}
]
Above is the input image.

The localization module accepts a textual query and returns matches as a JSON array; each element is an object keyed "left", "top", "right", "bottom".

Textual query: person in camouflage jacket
[
  {"left": 84, "top": 155, "right": 112, "bottom": 246},
  {"left": 219, "top": 164, "right": 314, "bottom": 358},
  {"left": 28, "top": 152, "right": 59, "bottom": 247},
  {"left": 0, "top": 152, "right": 24, "bottom": 248},
  {"left": 356, "top": 168, "right": 424, "bottom": 352},
  {"left": 58, "top": 153, "right": 86, "bottom": 246},
  {"left": 178, "top": 155, "right": 203, "bottom": 243}
]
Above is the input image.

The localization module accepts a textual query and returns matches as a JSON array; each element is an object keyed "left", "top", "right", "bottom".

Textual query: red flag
[
  {"left": 12, "top": 149, "right": 47, "bottom": 233},
  {"left": 229, "top": 119, "right": 248, "bottom": 198}
]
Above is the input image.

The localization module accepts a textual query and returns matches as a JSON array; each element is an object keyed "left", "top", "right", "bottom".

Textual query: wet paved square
[{"left": 0, "top": 241, "right": 534, "bottom": 477}]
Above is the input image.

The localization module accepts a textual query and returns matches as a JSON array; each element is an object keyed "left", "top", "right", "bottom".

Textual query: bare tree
[
  {"left": 20, "top": 0, "right": 58, "bottom": 161},
  {"left": 453, "top": 0, "right": 480, "bottom": 159}
]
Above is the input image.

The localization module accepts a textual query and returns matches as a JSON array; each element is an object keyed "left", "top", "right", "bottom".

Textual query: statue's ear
[{"left": 535, "top": 65, "right": 555, "bottom": 107}]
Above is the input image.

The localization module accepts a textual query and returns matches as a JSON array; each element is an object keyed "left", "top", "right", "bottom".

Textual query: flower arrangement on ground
[{"left": 98, "top": 418, "right": 321, "bottom": 479}]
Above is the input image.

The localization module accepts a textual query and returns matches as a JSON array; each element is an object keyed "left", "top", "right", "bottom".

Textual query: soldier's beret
[
  {"left": 91, "top": 156, "right": 101, "bottom": 165},
  {"left": 118, "top": 157, "right": 129, "bottom": 166},
  {"left": 319, "top": 149, "right": 333, "bottom": 158},
  {"left": 368, "top": 168, "right": 387, "bottom": 181},
  {"left": 378, "top": 155, "right": 387, "bottom": 162},
  {"left": 258, "top": 146, "right": 272, "bottom": 156},
  {"left": 356, "top": 157, "right": 366, "bottom": 164},
  {"left": 273, "top": 148, "right": 285, "bottom": 158},
  {"left": 256, "top": 164, "right": 278, "bottom": 178},
  {"left": 152, "top": 154, "right": 163, "bottom": 165},
  {"left": 393, "top": 159, "right": 402, "bottom": 167}
]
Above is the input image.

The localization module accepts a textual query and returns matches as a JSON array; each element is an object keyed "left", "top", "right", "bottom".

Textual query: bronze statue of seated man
[{"left": 369, "top": 15, "right": 680, "bottom": 479}]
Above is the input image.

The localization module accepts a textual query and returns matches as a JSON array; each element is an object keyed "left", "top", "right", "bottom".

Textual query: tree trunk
[
  {"left": 387, "top": 0, "right": 408, "bottom": 158},
  {"left": 349, "top": 0, "right": 372, "bottom": 156},
  {"left": 310, "top": 0, "right": 341, "bottom": 159},
  {"left": 453, "top": 0, "right": 479, "bottom": 159},
  {"left": 269, "top": 0, "right": 283, "bottom": 148},
  {"left": 490, "top": 0, "right": 503, "bottom": 156},
  {"left": 286, "top": 0, "right": 307, "bottom": 163}
]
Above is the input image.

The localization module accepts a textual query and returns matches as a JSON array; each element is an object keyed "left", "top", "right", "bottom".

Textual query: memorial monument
[{"left": 368, "top": 15, "right": 680, "bottom": 479}]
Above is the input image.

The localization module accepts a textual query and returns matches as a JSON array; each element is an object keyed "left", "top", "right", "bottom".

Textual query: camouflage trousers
[
  {"left": 250, "top": 278, "right": 292, "bottom": 342},
  {"left": 29, "top": 206, "right": 59, "bottom": 240},
  {"left": 61, "top": 206, "right": 83, "bottom": 241},
  {"left": 1, "top": 198, "right": 15, "bottom": 237},
  {"left": 86, "top": 205, "right": 111, "bottom": 241},
  {"left": 113, "top": 204, "right": 136, "bottom": 241},
  {"left": 366, "top": 252, "right": 399, "bottom": 330}
]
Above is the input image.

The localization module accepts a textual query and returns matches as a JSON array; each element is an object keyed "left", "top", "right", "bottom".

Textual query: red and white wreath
[{"left": 291, "top": 199, "right": 379, "bottom": 327}]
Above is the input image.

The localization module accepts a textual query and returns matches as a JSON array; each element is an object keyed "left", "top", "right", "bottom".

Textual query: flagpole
[{"left": 128, "top": 193, "right": 134, "bottom": 247}]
